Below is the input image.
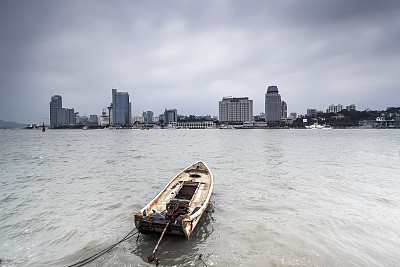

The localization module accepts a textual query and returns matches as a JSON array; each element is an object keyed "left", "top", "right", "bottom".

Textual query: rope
[
  {"left": 187, "top": 239, "right": 208, "bottom": 267},
  {"left": 68, "top": 228, "right": 139, "bottom": 267}
]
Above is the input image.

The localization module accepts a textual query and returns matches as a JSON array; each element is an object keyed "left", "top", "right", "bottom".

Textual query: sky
[{"left": 1, "top": 0, "right": 400, "bottom": 124}]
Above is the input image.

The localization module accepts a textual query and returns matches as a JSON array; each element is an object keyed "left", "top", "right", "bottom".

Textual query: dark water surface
[{"left": 1, "top": 129, "right": 399, "bottom": 266}]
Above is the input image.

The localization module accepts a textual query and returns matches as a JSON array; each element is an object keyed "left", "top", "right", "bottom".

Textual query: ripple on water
[{"left": 1, "top": 129, "right": 400, "bottom": 266}]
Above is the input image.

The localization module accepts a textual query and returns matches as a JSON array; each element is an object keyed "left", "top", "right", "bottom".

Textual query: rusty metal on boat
[{"left": 135, "top": 161, "right": 214, "bottom": 239}]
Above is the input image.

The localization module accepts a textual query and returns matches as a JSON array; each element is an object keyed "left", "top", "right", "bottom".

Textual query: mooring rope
[
  {"left": 68, "top": 228, "right": 139, "bottom": 267},
  {"left": 187, "top": 239, "right": 208, "bottom": 267}
]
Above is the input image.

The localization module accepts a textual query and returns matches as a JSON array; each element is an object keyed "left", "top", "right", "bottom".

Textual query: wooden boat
[{"left": 135, "top": 161, "right": 214, "bottom": 239}]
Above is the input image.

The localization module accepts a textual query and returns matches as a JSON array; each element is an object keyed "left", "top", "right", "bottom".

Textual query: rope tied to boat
[
  {"left": 68, "top": 228, "right": 139, "bottom": 267},
  {"left": 187, "top": 239, "right": 209, "bottom": 267}
]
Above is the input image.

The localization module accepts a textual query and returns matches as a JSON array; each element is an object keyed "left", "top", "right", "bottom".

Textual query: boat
[
  {"left": 305, "top": 122, "right": 332, "bottom": 129},
  {"left": 135, "top": 161, "right": 214, "bottom": 239}
]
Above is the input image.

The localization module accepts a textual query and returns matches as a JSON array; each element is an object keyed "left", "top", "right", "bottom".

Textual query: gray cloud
[{"left": 1, "top": 0, "right": 399, "bottom": 123}]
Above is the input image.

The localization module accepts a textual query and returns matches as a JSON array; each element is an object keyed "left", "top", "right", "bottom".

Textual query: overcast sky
[{"left": 1, "top": 0, "right": 400, "bottom": 123}]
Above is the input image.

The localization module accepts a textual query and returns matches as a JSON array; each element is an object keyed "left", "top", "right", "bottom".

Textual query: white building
[
  {"left": 134, "top": 116, "right": 144, "bottom": 123},
  {"left": 219, "top": 97, "right": 253, "bottom": 123},
  {"left": 177, "top": 121, "right": 216, "bottom": 129},
  {"left": 327, "top": 104, "right": 344, "bottom": 114}
]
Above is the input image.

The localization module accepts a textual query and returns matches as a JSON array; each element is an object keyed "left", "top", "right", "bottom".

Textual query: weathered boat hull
[{"left": 135, "top": 161, "right": 214, "bottom": 239}]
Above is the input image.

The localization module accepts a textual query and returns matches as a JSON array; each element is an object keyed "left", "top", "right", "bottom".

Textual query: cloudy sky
[{"left": 1, "top": 0, "right": 399, "bottom": 123}]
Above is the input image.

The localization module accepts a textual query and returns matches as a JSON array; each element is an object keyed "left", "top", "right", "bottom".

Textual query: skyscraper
[
  {"left": 265, "top": 86, "right": 282, "bottom": 123},
  {"left": 143, "top": 111, "right": 154, "bottom": 123},
  {"left": 219, "top": 97, "right": 253, "bottom": 123},
  {"left": 164, "top": 109, "right": 177, "bottom": 124},
  {"left": 112, "top": 89, "right": 130, "bottom": 126},
  {"left": 50, "top": 95, "right": 62, "bottom": 127}
]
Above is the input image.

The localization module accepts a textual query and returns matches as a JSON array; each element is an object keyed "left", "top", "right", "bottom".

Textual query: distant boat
[
  {"left": 305, "top": 123, "right": 332, "bottom": 129},
  {"left": 24, "top": 124, "right": 38, "bottom": 129},
  {"left": 135, "top": 161, "right": 214, "bottom": 239}
]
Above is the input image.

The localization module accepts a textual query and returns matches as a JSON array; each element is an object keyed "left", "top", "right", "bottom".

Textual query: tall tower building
[
  {"left": 112, "top": 89, "right": 130, "bottom": 126},
  {"left": 143, "top": 111, "right": 154, "bottom": 123},
  {"left": 265, "top": 86, "right": 282, "bottom": 123},
  {"left": 50, "top": 95, "right": 62, "bottom": 127},
  {"left": 219, "top": 97, "right": 253, "bottom": 123},
  {"left": 164, "top": 109, "right": 177, "bottom": 124}
]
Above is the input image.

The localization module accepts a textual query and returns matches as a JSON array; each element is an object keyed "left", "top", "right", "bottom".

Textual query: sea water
[{"left": 0, "top": 129, "right": 399, "bottom": 266}]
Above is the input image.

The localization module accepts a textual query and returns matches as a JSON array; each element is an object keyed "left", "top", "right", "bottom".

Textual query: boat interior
[{"left": 175, "top": 181, "right": 199, "bottom": 201}]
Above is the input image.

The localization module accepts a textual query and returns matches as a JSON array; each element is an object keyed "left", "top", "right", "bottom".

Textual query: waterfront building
[
  {"left": 100, "top": 109, "right": 109, "bottom": 126},
  {"left": 56, "top": 108, "right": 67, "bottom": 126},
  {"left": 75, "top": 113, "right": 88, "bottom": 125},
  {"left": 177, "top": 121, "right": 216, "bottom": 129},
  {"left": 129, "top": 102, "right": 132, "bottom": 125},
  {"left": 67, "top": 108, "right": 75, "bottom": 125},
  {"left": 143, "top": 111, "right": 154, "bottom": 123},
  {"left": 56, "top": 108, "right": 75, "bottom": 126},
  {"left": 112, "top": 89, "right": 130, "bottom": 126},
  {"left": 281, "top": 101, "right": 288, "bottom": 119},
  {"left": 265, "top": 86, "right": 282, "bottom": 123},
  {"left": 219, "top": 97, "right": 253, "bottom": 123},
  {"left": 134, "top": 116, "right": 144, "bottom": 123},
  {"left": 50, "top": 95, "right": 62, "bottom": 127},
  {"left": 164, "top": 109, "right": 177, "bottom": 124},
  {"left": 158, "top": 114, "right": 164, "bottom": 123},
  {"left": 152, "top": 115, "right": 159, "bottom": 123},
  {"left": 89, "top": 115, "right": 98, "bottom": 125}
]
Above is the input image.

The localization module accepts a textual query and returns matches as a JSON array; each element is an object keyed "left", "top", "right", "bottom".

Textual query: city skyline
[{"left": 1, "top": 0, "right": 400, "bottom": 124}]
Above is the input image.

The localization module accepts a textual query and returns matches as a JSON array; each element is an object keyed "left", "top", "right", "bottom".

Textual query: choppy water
[{"left": 0, "top": 128, "right": 399, "bottom": 266}]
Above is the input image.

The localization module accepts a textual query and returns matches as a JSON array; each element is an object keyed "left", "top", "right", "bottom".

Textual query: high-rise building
[
  {"left": 219, "top": 97, "right": 253, "bottom": 123},
  {"left": 112, "top": 89, "right": 130, "bottom": 126},
  {"left": 164, "top": 109, "right": 177, "bottom": 124},
  {"left": 129, "top": 102, "right": 132, "bottom": 125},
  {"left": 56, "top": 108, "right": 67, "bottom": 126},
  {"left": 143, "top": 111, "right": 154, "bottom": 123},
  {"left": 56, "top": 108, "right": 75, "bottom": 126},
  {"left": 50, "top": 95, "right": 62, "bottom": 127},
  {"left": 67, "top": 108, "right": 75, "bottom": 125},
  {"left": 265, "top": 86, "right": 281, "bottom": 123},
  {"left": 327, "top": 104, "right": 344, "bottom": 114}
]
